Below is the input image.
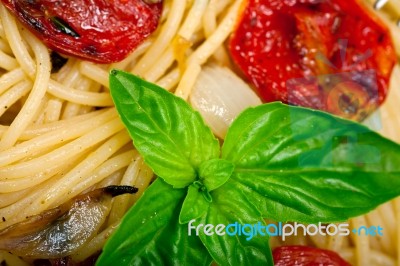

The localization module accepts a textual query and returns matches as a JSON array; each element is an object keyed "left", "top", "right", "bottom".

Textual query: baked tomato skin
[
  {"left": 229, "top": 0, "right": 396, "bottom": 120},
  {"left": 1, "top": 0, "right": 162, "bottom": 63},
  {"left": 273, "top": 245, "right": 351, "bottom": 266}
]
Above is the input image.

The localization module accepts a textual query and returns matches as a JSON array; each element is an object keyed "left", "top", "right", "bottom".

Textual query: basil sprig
[{"left": 97, "top": 70, "right": 400, "bottom": 265}]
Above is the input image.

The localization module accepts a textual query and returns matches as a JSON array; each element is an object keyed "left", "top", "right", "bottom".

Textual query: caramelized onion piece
[
  {"left": 190, "top": 65, "right": 261, "bottom": 139},
  {"left": 0, "top": 186, "right": 138, "bottom": 259}
]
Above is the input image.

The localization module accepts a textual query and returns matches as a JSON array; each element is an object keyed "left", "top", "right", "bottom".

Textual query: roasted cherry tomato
[
  {"left": 1, "top": 0, "right": 162, "bottom": 63},
  {"left": 229, "top": 0, "right": 396, "bottom": 120},
  {"left": 273, "top": 246, "right": 351, "bottom": 266}
]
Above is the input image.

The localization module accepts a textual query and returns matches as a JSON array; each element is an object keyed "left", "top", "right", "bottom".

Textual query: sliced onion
[
  {"left": 190, "top": 65, "right": 261, "bottom": 139},
  {"left": 0, "top": 186, "right": 137, "bottom": 259}
]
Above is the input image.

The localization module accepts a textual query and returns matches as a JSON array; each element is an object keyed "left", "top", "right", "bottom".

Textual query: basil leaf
[
  {"left": 109, "top": 70, "right": 219, "bottom": 188},
  {"left": 97, "top": 179, "right": 212, "bottom": 266},
  {"left": 179, "top": 184, "right": 210, "bottom": 224},
  {"left": 198, "top": 180, "right": 273, "bottom": 265},
  {"left": 199, "top": 158, "right": 234, "bottom": 191},
  {"left": 222, "top": 102, "right": 400, "bottom": 223}
]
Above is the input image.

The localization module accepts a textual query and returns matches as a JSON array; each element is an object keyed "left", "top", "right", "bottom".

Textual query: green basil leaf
[
  {"left": 109, "top": 70, "right": 219, "bottom": 188},
  {"left": 199, "top": 158, "right": 235, "bottom": 191},
  {"left": 97, "top": 179, "right": 212, "bottom": 266},
  {"left": 222, "top": 102, "right": 400, "bottom": 223},
  {"left": 179, "top": 184, "right": 210, "bottom": 224},
  {"left": 197, "top": 180, "right": 273, "bottom": 265}
]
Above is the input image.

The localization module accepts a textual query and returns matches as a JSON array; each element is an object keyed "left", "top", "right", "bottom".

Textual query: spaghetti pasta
[{"left": 0, "top": 0, "right": 399, "bottom": 265}]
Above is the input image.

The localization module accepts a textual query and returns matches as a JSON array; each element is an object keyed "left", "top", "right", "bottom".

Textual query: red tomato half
[
  {"left": 273, "top": 245, "right": 351, "bottom": 266},
  {"left": 229, "top": 0, "right": 396, "bottom": 120},
  {"left": 1, "top": 0, "right": 163, "bottom": 63}
]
